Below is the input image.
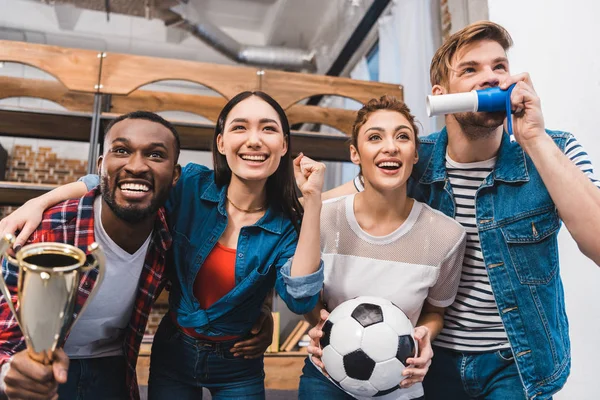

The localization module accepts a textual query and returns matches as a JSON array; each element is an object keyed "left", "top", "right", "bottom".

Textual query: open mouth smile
[
  {"left": 117, "top": 181, "right": 153, "bottom": 200},
  {"left": 239, "top": 153, "right": 269, "bottom": 163},
  {"left": 375, "top": 160, "right": 403, "bottom": 175}
]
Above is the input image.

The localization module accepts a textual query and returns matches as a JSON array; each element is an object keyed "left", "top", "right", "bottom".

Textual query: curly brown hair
[
  {"left": 430, "top": 21, "right": 513, "bottom": 88},
  {"left": 351, "top": 95, "right": 420, "bottom": 151}
]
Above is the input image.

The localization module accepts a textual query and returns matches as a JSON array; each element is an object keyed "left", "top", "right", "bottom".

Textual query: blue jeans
[
  {"left": 148, "top": 315, "right": 265, "bottom": 400},
  {"left": 299, "top": 358, "right": 354, "bottom": 400},
  {"left": 423, "top": 346, "right": 528, "bottom": 400},
  {"left": 58, "top": 355, "right": 128, "bottom": 400},
  {"left": 299, "top": 358, "right": 424, "bottom": 400}
]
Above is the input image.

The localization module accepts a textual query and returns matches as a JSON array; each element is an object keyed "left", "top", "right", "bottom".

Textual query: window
[{"left": 366, "top": 42, "right": 379, "bottom": 82}]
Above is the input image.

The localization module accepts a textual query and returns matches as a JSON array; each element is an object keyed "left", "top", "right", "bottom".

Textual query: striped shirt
[
  {"left": 354, "top": 134, "right": 600, "bottom": 351},
  {"left": 436, "top": 156, "right": 505, "bottom": 350}
]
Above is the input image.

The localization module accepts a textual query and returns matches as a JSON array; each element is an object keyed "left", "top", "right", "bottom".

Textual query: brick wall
[
  {"left": 0, "top": 144, "right": 88, "bottom": 219},
  {"left": 6, "top": 145, "right": 88, "bottom": 185}
]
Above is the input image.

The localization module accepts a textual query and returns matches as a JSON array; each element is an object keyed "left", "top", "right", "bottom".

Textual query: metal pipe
[
  {"left": 164, "top": 10, "right": 316, "bottom": 72},
  {"left": 87, "top": 94, "right": 102, "bottom": 175}
]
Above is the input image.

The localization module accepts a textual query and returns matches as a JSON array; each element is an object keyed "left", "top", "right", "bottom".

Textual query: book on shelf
[
  {"left": 297, "top": 333, "right": 310, "bottom": 348},
  {"left": 280, "top": 320, "right": 311, "bottom": 352},
  {"left": 266, "top": 312, "right": 280, "bottom": 353}
]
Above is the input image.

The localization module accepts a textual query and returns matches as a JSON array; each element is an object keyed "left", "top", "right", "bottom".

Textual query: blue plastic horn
[{"left": 426, "top": 84, "right": 516, "bottom": 135}]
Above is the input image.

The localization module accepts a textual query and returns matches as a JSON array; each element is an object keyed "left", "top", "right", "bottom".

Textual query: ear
[
  {"left": 349, "top": 144, "right": 361, "bottom": 166},
  {"left": 280, "top": 135, "right": 288, "bottom": 157},
  {"left": 171, "top": 164, "right": 182, "bottom": 187},
  {"left": 431, "top": 84, "right": 447, "bottom": 96},
  {"left": 96, "top": 156, "right": 104, "bottom": 174},
  {"left": 413, "top": 149, "right": 419, "bottom": 164},
  {"left": 216, "top": 133, "right": 225, "bottom": 155}
]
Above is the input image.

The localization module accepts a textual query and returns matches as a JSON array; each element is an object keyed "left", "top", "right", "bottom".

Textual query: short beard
[
  {"left": 101, "top": 174, "right": 168, "bottom": 224},
  {"left": 454, "top": 111, "right": 504, "bottom": 141}
]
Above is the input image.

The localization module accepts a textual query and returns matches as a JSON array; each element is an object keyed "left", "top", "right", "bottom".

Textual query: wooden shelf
[
  {"left": 0, "top": 181, "right": 56, "bottom": 206},
  {"left": 0, "top": 107, "right": 93, "bottom": 142},
  {"left": 266, "top": 350, "right": 308, "bottom": 357}
]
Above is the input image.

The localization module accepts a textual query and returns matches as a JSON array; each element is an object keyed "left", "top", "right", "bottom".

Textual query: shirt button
[{"left": 238, "top": 253, "right": 244, "bottom": 258}]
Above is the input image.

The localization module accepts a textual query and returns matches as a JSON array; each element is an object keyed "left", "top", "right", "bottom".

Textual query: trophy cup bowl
[{"left": 0, "top": 234, "right": 105, "bottom": 364}]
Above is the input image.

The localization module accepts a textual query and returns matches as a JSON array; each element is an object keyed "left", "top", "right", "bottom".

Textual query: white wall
[{"left": 488, "top": 1, "right": 600, "bottom": 398}]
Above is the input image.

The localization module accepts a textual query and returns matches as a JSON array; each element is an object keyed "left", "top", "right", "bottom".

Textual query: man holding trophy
[{"left": 0, "top": 111, "right": 182, "bottom": 400}]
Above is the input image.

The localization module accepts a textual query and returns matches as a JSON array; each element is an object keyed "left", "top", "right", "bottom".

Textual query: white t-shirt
[
  {"left": 317, "top": 194, "right": 467, "bottom": 399},
  {"left": 63, "top": 196, "right": 152, "bottom": 359}
]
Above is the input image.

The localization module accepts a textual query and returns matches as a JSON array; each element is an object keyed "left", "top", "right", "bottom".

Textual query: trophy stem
[{"left": 27, "top": 348, "right": 53, "bottom": 366}]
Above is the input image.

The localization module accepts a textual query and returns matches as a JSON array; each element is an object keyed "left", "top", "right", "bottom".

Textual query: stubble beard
[{"left": 453, "top": 111, "right": 505, "bottom": 141}]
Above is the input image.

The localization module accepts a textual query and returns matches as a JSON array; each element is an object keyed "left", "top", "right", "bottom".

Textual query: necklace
[{"left": 226, "top": 196, "right": 266, "bottom": 213}]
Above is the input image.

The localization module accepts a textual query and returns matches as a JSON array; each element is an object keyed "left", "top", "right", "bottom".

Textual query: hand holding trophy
[{"left": 0, "top": 234, "right": 105, "bottom": 366}]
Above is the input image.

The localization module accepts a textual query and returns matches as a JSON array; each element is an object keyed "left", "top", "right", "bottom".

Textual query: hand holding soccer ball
[{"left": 308, "top": 297, "right": 433, "bottom": 397}]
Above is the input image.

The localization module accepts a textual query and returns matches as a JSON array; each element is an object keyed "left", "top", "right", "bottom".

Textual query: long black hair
[{"left": 212, "top": 91, "right": 303, "bottom": 232}]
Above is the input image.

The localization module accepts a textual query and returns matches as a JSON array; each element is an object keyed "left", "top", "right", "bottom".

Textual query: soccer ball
[{"left": 320, "top": 296, "right": 417, "bottom": 397}]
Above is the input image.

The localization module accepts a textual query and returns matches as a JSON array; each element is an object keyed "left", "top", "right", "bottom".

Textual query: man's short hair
[
  {"left": 104, "top": 111, "right": 181, "bottom": 163},
  {"left": 430, "top": 21, "right": 513, "bottom": 88}
]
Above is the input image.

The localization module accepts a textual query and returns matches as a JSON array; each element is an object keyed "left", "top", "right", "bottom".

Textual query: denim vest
[{"left": 409, "top": 128, "right": 570, "bottom": 400}]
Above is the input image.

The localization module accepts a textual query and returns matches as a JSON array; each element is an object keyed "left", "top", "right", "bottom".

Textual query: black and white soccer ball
[{"left": 320, "top": 296, "right": 417, "bottom": 397}]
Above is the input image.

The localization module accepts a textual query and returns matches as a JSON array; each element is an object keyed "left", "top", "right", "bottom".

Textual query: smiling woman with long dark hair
[{"left": 1, "top": 91, "right": 326, "bottom": 399}]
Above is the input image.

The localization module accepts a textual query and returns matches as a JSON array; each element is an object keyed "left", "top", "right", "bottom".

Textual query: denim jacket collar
[
  {"left": 419, "top": 127, "right": 530, "bottom": 184},
  {"left": 200, "top": 179, "right": 284, "bottom": 235}
]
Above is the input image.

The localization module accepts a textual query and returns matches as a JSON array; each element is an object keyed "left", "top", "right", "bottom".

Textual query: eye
[
  {"left": 231, "top": 125, "right": 246, "bottom": 131},
  {"left": 149, "top": 151, "right": 165, "bottom": 159},
  {"left": 463, "top": 67, "right": 476, "bottom": 74},
  {"left": 263, "top": 125, "right": 278, "bottom": 132},
  {"left": 113, "top": 147, "right": 129, "bottom": 155},
  {"left": 494, "top": 64, "right": 507, "bottom": 71},
  {"left": 368, "top": 134, "right": 381, "bottom": 141},
  {"left": 397, "top": 132, "right": 411, "bottom": 140}
]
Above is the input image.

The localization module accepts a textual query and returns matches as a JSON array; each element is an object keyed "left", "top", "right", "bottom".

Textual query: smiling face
[
  {"left": 216, "top": 95, "right": 288, "bottom": 184},
  {"left": 99, "top": 118, "right": 180, "bottom": 223},
  {"left": 436, "top": 39, "right": 511, "bottom": 131},
  {"left": 351, "top": 110, "right": 418, "bottom": 192}
]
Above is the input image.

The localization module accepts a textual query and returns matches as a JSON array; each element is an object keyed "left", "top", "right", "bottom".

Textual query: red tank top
[{"left": 176, "top": 242, "right": 239, "bottom": 341}]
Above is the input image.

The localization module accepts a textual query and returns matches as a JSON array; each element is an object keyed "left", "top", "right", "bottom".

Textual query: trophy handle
[
  {"left": 0, "top": 234, "right": 21, "bottom": 326},
  {"left": 71, "top": 242, "right": 106, "bottom": 327}
]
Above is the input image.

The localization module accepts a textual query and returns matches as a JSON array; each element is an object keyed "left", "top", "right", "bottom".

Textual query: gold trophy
[{"left": 0, "top": 234, "right": 105, "bottom": 364}]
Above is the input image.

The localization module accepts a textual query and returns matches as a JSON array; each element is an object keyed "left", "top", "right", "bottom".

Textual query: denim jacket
[
  {"left": 409, "top": 128, "right": 570, "bottom": 400},
  {"left": 80, "top": 163, "right": 323, "bottom": 338}
]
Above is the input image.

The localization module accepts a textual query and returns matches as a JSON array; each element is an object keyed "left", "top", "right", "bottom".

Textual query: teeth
[
  {"left": 241, "top": 155, "right": 267, "bottom": 161},
  {"left": 378, "top": 161, "right": 400, "bottom": 168},
  {"left": 120, "top": 183, "right": 149, "bottom": 192}
]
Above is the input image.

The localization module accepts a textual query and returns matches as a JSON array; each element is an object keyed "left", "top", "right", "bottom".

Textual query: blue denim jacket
[
  {"left": 80, "top": 163, "right": 323, "bottom": 337},
  {"left": 409, "top": 128, "right": 570, "bottom": 400}
]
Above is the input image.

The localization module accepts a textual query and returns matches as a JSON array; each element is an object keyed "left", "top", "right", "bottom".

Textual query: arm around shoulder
[{"left": 0, "top": 181, "right": 88, "bottom": 250}]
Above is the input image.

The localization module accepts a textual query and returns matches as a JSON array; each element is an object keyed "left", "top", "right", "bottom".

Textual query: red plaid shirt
[{"left": 0, "top": 188, "right": 171, "bottom": 399}]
